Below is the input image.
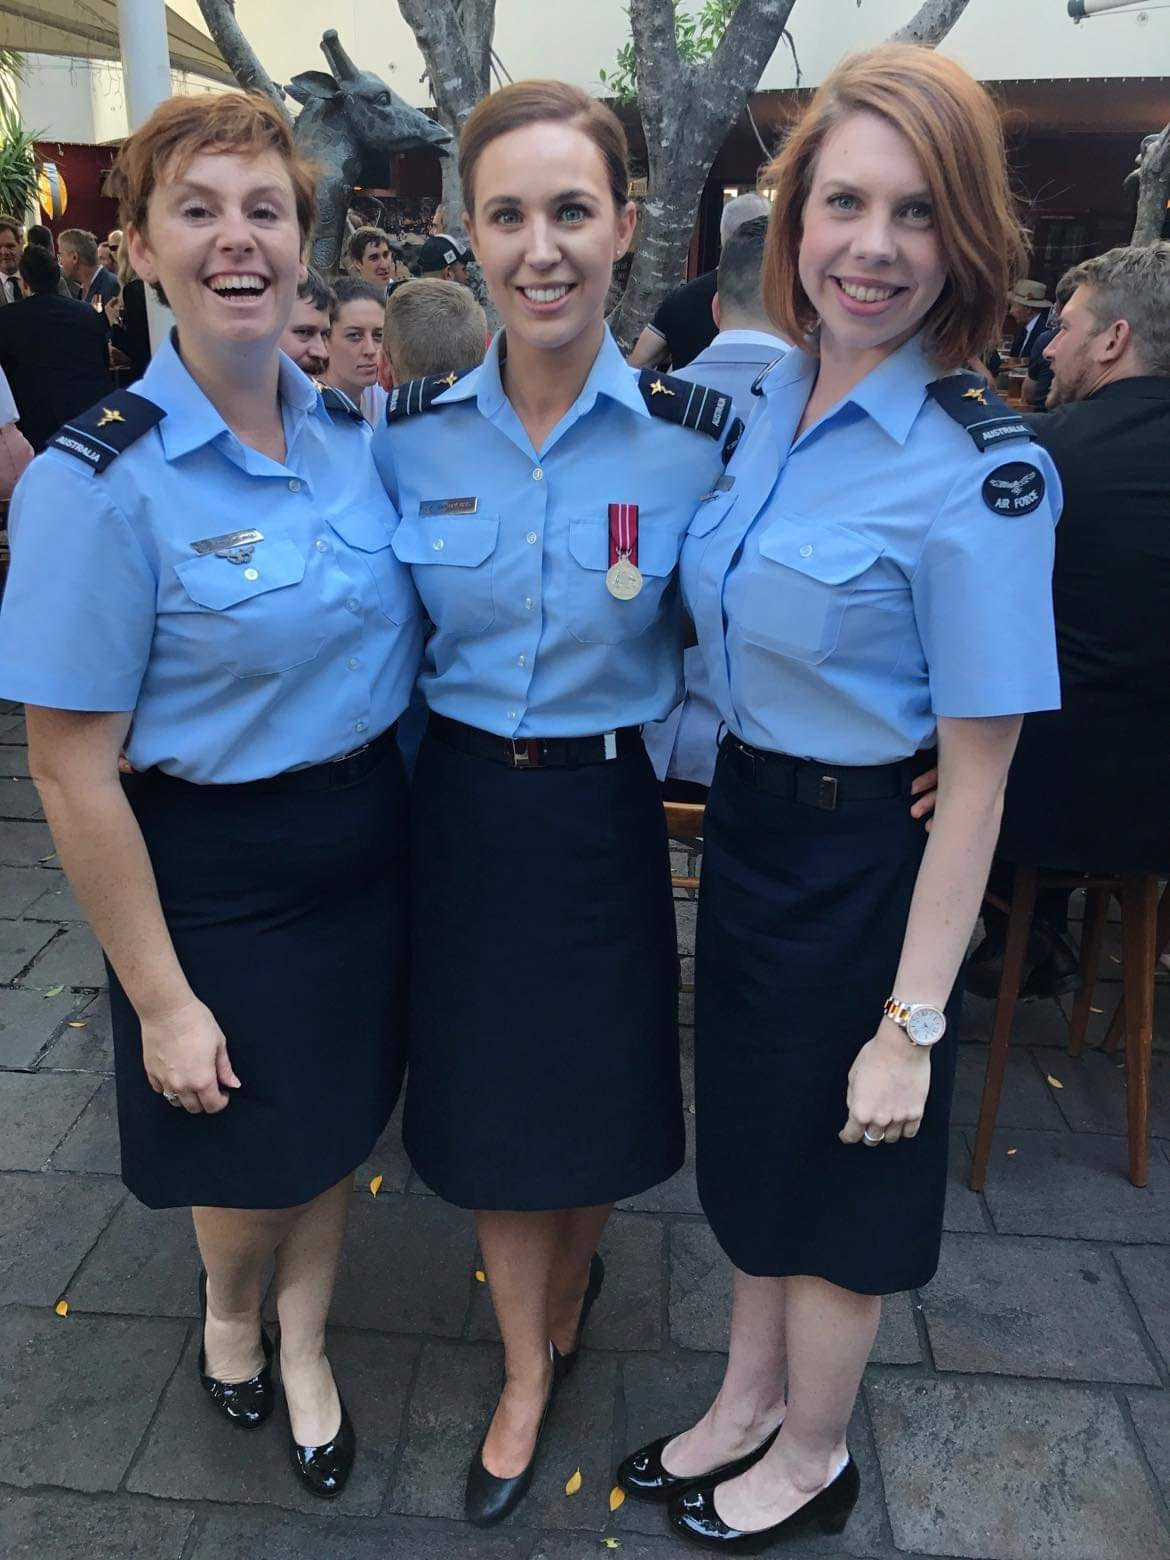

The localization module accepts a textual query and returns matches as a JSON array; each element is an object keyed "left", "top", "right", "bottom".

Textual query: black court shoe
[
  {"left": 616, "top": 1421, "right": 782, "bottom": 1504},
  {"left": 668, "top": 1456, "right": 860, "bottom": 1553},
  {"left": 289, "top": 1395, "right": 356, "bottom": 1500},
  {"left": 551, "top": 1252, "right": 605, "bottom": 1386},
  {"left": 465, "top": 1351, "right": 557, "bottom": 1527},
  {"left": 197, "top": 1271, "right": 275, "bottom": 1429}
]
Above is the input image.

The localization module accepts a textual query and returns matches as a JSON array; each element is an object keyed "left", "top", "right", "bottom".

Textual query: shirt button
[
  {"left": 347, "top": 657, "right": 360, "bottom": 670},
  {"left": 433, "top": 537, "right": 445, "bottom": 551},
  {"left": 799, "top": 544, "right": 814, "bottom": 558},
  {"left": 517, "top": 654, "right": 526, "bottom": 667},
  {"left": 507, "top": 710, "right": 517, "bottom": 721},
  {"left": 526, "top": 531, "right": 538, "bottom": 545},
  {"left": 243, "top": 567, "right": 259, "bottom": 581},
  {"left": 315, "top": 538, "right": 329, "bottom": 552},
  {"left": 288, "top": 478, "right": 301, "bottom": 492},
  {"left": 354, "top": 720, "right": 367, "bottom": 734},
  {"left": 346, "top": 597, "right": 360, "bottom": 613},
  {"left": 524, "top": 596, "right": 533, "bottom": 610},
  {"left": 532, "top": 467, "right": 543, "bottom": 481}
]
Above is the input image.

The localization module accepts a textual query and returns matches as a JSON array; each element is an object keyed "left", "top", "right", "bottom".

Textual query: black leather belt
[
  {"left": 126, "top": 722, "right": 398, "bottom": 796},
  {"left": 722, "top": 734, "right": 935, "bottom": 811},
  {"left": 429, "top": 712, "right": 641, "bottom": 770}
]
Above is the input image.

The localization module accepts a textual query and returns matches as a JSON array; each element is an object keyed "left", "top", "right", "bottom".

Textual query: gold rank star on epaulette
[
  {"left": 47, "top": 389, "right": 165, "bottom": 473},
  {"left": 636, "top": 369, "right": 732, "bottom": 442}
]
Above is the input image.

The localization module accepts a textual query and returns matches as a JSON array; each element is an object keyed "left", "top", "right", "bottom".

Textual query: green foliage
[
  {"left": 0, "top": 97, "right": 39, "bottom": 219},
  {"left": 599, "top": 0, "right": 738, "bottom": 103}
]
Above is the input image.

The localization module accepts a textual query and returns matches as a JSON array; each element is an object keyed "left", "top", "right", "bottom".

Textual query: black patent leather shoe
[
  {"left": 616, "top": 1421, "right": 782, "bottom": 1504},
  {"left": 289, "top": 1396, "right": 356, "bottom": 1500},
  {"left": 464, "top": 1375, "right": 556, "bottom": 1527},
  {"left": 551, "top": 1252, "right": 605, "bottom": 1386},
  {"left": 668, "top": 1456, "right": 860, "bottom": 1552},
  {"left": 197, "top": 1271, "right": 275, "bottom": 1429}
]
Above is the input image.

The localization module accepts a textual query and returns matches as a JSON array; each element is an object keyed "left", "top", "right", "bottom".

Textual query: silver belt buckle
[
  {"left": 332, "top": 740, "right": 371, "bottom": 764},
  {"left": 511, "top": 738, "right": 537, "bottom": 769}
]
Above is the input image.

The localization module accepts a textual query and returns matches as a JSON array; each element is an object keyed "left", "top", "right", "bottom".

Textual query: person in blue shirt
[
  {"left": 617, "top": 47, "right": 1062, "bottom": 1550},
  {"left": 0, "top": 94, "right": 421, "bottom": 1501},
  {"left": 371, "top": 80, "right": 736, "bottom": 1528}
]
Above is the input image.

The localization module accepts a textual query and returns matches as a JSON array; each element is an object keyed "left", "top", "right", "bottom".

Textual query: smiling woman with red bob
[{"left": 0, "top": 93, "right": 422, "bottom": 1499}]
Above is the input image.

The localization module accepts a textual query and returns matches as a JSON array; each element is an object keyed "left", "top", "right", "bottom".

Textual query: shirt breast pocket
[
  {"left": 328, "top": 503, "right": 419, "bottom": 625},
  {"left": 391, "top": 513, "right": 498, "bottom": 635},
  {"left": 566, "top": 520, "right": 679, "bottom": 645},
  {"left": 173, "top": 538, "right": 325, "bottom": 679},
  {"left": 738, "top": 522, "right": 882, "bottom": 665}
]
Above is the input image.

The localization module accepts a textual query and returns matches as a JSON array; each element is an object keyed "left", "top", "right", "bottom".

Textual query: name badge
[
  {"left": 190, "top": 529, "right": 265, "bottom": 557},
  {"left": 419, "top": 497, "right": 479, "bottom": 517},
  {"left": 700, "top": 476, "right": 736, "bottom": 502}
]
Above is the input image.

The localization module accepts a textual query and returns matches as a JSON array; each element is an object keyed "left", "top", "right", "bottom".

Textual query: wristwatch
[{"left": 883, "top": 996, "right": 946, "bottom": 1048}]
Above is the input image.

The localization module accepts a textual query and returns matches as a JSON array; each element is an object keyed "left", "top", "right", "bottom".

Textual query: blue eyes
[
  {"left": 491, "top": 205, "right": 590, "bottom": 226},
  {"left": 826, "top": 194, "right": 933, "bottom": 224}
]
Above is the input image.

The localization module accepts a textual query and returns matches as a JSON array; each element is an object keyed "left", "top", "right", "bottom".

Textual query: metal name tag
[
  {"left": 190, "top": 529, "right": 265, "bottom": 556},
  {"left": 700, "top": 475, "right": 736, "bottom": 502},
  {"left": 418, "top": 497, "right": 478, "bottom": 517}
]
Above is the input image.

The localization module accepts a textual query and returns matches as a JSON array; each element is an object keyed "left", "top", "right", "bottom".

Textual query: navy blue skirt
[
  {"left": 694, "top": 743, "right": 958, "bottom": 1295},
  {"left": 403, "top": 728, "right": 684, "bottom": 1209},
  {"left": 109, "top": 743, "right": 409, "bottom": 1210}
]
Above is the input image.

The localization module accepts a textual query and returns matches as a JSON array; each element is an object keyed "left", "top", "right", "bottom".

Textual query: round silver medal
[{"left": 605, "top": 557, "right": 644, "bottom": 601}]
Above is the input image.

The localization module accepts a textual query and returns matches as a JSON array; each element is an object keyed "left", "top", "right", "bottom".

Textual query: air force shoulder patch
[{"left": 982, "top": 462, "right": 1046, "bottom": 516}]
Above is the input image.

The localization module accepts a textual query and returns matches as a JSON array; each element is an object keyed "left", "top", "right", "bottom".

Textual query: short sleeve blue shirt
[
  {"left": 372, "top": 328, "right": 728, "bottom": 737},
  {"left": 0, "top": 337, "right": 422, "bottom": 782},
  {"left": 681, "top": 334, "right": 1062, "bottom": 765}
]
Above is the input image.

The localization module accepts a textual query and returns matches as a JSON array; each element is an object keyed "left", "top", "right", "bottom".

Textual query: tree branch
[
  {"left": 1132, "top": 124, "right": 1170, "bottom": 246},
  {"left": 628, "top": 0, "right": 684, "bottom": 150},
  {"left": 396, "top": 0, "right": 491, "bottom": 127},
  {"left": 889, "top": 0, "right": 975, "bottom": 46},
  {"left": 195, "top": 0, "right": 290, "bottom": 117}
]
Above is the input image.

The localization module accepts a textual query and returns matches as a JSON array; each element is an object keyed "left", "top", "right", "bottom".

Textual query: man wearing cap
[
  {"left": 1008, "top": 278, "right": 1053, "bottom": 361},
  {"left": 416, "top": 234, "right": 471, "bottom": 286}
]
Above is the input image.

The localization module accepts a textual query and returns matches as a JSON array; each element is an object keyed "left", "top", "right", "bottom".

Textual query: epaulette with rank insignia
[
  {"left": 926, "top": 373, "right": 1033, "bottom": 454},
  {"left": 637, "top": 370, "right": 733, "bottom": 442},
  {"left": 315, "top": 382, "right": 365, "bottom": 423},
  {"left": 384, "top": 369, "right": 467, "bottom": 424},
  {"left": 47, "top": 389, "right": 164, "bottom": 474}
]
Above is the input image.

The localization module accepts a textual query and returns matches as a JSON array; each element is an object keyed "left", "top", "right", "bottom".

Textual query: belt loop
[
  {"left": 604, "top": 731, "right": 618, "bottom": 761},
  {"left": 510, "top": 738, "right": 531, "bottom": 769},
  {"left": 817, "top": 774, "right": 839, "bottom": 811}
]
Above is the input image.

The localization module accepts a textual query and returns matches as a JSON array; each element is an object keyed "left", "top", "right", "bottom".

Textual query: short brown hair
[
  {"left": 1059, "top": 242, "right": 1170, "bottom": 377},
  {"left": 0, "top": 215, "right": 23, "bottom": 244},
  {"left": 762, "top": 44, "right": 1025, "bottom": 372},
  {"left": 348, "top": 225, "right": 390, "bottom": 267},
  {"left": 107, "top": 91, "right": 317, "bottom": 243},
  {"left": 59, "top": 228, "right": 99, "bottom": 267},
  {"left": 459, "top": 80, "right": 630, "bottom": 214},
  {"left": 384, "top": 278, "right": 487, "bottom": 383}
]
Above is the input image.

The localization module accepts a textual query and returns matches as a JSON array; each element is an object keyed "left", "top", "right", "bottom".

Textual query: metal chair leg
[
  {"left": 1069, "top": 887, "right": 1110, "bottom": 1057},
  {"left": 1121, "top": 874, "right": 1157, "bottom": 1188},
  {"left": 971, "top": 864, "right": 1038, "bottom": 1192}
]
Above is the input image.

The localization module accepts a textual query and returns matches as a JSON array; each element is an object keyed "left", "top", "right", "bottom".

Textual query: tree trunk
[
  {"left": 889, "top": 0, "right": 974, "bottom": 45},
  {"left": 195, "top": 0, "right": 290, "bottom": 118},
  {"left": 1132, "top": 125, "right": 1170, "bottom": 246}
]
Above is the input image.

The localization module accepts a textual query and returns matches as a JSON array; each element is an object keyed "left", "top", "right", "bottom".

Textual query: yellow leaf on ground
[
  {"left": 565, "top": 1468, "right": 582, "bottom": 1496},
  {"left": 1046, "top": 1075, "right": 1064, "bottom": 1090},
  {"left": 1006, "top": 1148, "right": 1018, "bottom": 1156},
  {"left": 474, "top": 1269, "right": 486, "bottom": 1283},
  {"left": 54, "top": 1299, "right": 68, "bottom": 1317},
  {"left": 602, "top": 1541, "right": 621, "bottom": 1551},
  {"left": 38, "top": 852, "right": 57, "bottom": 863},
  {"left": 67, "top": 1020, "right": 88, "bottom": 1029},
  {"left": 609, "top": 1485, "right": 626, "bottom": 1512},
  {"left": 368, "top": 1174, "right": 383, "bottom": 1197},
  {"left": 43, "top": 984, "right": 65, "bottom": 998}
]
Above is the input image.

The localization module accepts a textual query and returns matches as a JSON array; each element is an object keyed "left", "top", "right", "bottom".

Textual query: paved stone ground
[{"left": 1, "top": 698, "right": 1169, "bottom": 1559}]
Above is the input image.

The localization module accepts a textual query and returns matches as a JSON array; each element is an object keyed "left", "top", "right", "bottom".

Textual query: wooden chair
[
  {"left": 664, "top": 801, "right": 705, "bottom": 894},
  {"left": 970, "top": 864, "right": 1165, "bottom": 1191}
]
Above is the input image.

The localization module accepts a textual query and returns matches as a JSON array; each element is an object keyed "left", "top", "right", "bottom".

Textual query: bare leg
[
  {"left": 274, "top": 1174, "right": 352, "bottom": 1446},
  {"left": 714, "top": 1274, "right": 878, "bottom": 1532},
  {"left": 548, "top": 1203, "right": 611, "bottom": 1356},
  {"left": 193, "top": 1203, "right": 297, "bottom": 1382},
  {"left": 477, "top": 1209, "right": 560, "bottom": 1477},
  {"left": 660, "top": 1268, "right": 788, "bottom": 1477}
]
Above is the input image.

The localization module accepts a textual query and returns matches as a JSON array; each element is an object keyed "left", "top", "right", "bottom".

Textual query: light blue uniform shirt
[
  {"left": 0, "top": 336, "right": 422, "bottom": 783},
  {"left": 372, "top": 327, "right": 728, "bottom": 737},
  {"left": 682, "top": 334, "right": 1062, "bottom": 766}
]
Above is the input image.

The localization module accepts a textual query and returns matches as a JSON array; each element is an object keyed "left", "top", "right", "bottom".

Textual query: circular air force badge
[{"left": 982, "top": 462, "right": 1046, "bottom": 517}]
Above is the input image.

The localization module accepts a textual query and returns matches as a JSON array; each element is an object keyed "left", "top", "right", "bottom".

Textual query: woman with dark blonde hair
[{"left": 617, "top": 45, "right": 1062, "bottom": 1549}]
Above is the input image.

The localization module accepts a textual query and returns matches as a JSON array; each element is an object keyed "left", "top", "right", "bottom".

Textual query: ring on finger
[
  {"left": 162, "top": 1091, "right": 181, "bottom": 1106},
  {"left": 862, "top": 1127, "right": 886, "bottom": 1145}
]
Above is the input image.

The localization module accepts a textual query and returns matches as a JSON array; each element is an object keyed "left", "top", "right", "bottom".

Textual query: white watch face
[{"left": 906, "top": 1006, "right": 946, "bottom": 1046}]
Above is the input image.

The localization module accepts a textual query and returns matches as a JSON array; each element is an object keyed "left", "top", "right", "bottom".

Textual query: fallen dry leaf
[
  {"left": 609, "top": 1485, "right": 626, "bottom": 1512},
  {"left": 368, "top": 1174, "right": 383, "bottom": 1197},
  {"left": 1046, "top": 1075, "right": 1064, "bottom": 1090},
  {"left": 38, "top": 852, "right": 57, "bottom": 863},
  {"left": 1006, "top": 1148, "right": 1018, "bottom": 1157},
  {"left": 1090, "top": 1007, "right": 1103, "bottom": 1014},
  {"left": 474, "top": 1269, "right": 486, "bottom": 1283},
  {"left": 54, "top": 1299, "right": 68, "bottom": 1317},
  {"left": 602, "top": 1542, "right": 621, "bottom": 1551},
  {"left": 43, "top": 984, "right": 65, "bottom": 998},
  {"left": 564, "top": 1468, "right": 582, "bottom": 1496},
  {"left": 67, "top": 1020, "right": 88, "bottom": 1029}
]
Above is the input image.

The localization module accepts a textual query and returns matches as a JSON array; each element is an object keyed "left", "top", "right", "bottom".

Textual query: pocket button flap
[
  {"left": 174, "top": 537, "right": 307, "bottom": 609},
  {"left": 756, "top": 523, "right": 880, "bottom": 584},
  {"left": 392, "top": 513, "right": 499, "bottom": 566}
]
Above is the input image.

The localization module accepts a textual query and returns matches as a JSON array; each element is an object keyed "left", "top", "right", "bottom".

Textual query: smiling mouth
[
  {"left": 833, "top": 277, "right": 905, "bottom": 304},
  {"left": 519, "top": 284, "right": 574, "bottom": 304},
  {"left": 205, "top": 273, "right": 270, "bottom": 299}
]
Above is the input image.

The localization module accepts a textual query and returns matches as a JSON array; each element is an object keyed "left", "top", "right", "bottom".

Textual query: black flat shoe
[
  {"left": 197, "top": 1271, "right": 274, "bottom": 1429},
  {"left": 668, "top": 1456, "right": 860, "bottom": 1553},
  {"left": 551, "top": 1252, "right": 605, "bottom": 1385},
  {"left": 616, "top": 1421, "right": 782, "bottom": 1504},
  {"left": 289, "top": 1396, "right": 355, "bottom": 1500},
  {"left": 464, "top": 1372, "right": 556, "bottom": 1527}
]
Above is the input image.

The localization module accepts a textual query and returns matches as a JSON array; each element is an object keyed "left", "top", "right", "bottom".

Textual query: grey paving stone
[
  {"left": 922, "top": 1233, "right": 1159, "bottom": 1384},
  {"left": 330, "top": 1190, "right": 475, "bottom": 1336},
  {"left": 0, "top": 816, "right": 54, "bottom": 863},
  {"left": 0, "top": 983, "right": 81, "bottom": 1065},
  {"left": 0, "top": 776, "right": 43, "bottom": 819},
  {"left": 39, "top": 992, "right": 115, "bottom": 1073},
  {"left": 0, "top": 1307, "right": 186, "bottom": 1491},
  {"left": 467, "top": 1211, "right": 664, "bottom": 1353},
  {"left": 0, "top": 743, "right": 31, "bottom": 778},
  {"left": 871, "top": 1292, "right": 922, "bottom": 1367},
  {"left": 353, "top": 1102, "right": 414, "bottom": 1194},
  {"left": 50, "top": 1076, "right": 121, "bottom": 1174},
  {"left": 24, "top": 874, "right": 86, "bottom": 923},
  {"left": 950, "top": 1043, "right": 1066, "bottom": 1130},
  {"left": 1128, "top": 1392, "right": 1170, "bottom": 1511},
  {"left": 190, "top": 1509, "right": 525, "bottom": 1559},
  {"left": 1114, "top": 1247, "right": 1170, "bottom": 1375},
  {"left": 0, "top": 1489, "right": 194, "bottom": 1558},
  {"left": 391, "top": 1339, "right": 618, "bottom": 1532},
  {"left": 621, "top": 1110, "right": 701, "bottom": 1215},
  {"left": 669, "top": 1218, "right": 728, "bottom": 1352},
  {"left": 943, "top": 1130, "right": 988, "bottom": 1234},
  {"left": 69, "top": 1200, "right": 200, "bottom": 1317},
  {"left": 0, "top": 863, "right": 55, "bottom": 918},
  {"left": 974, "top": 1128, "right": 1170, "bottom": 1242},
  {"left": 0, "top": 918, "right": 56, "bottom": 981},
  {"left": 128, "top": 1328, "right": 416, "bottom": 1515},
  {"left": 23, "top": 922, "right": 107, "bottom": 987},
  {"left": 530, "top": 1535, "right": 691, "bottom": 1559},
  {"left": 868, "top": 1375, "right": 1168, "bottom": 1559},
  {"left": 0, "top": 1172, "right": 124, "bottom": 1304},
  {"left": 961, "top": 990, "right": 1071, "bottom": 1048},
  {"left": 0, "top": 1071, "right": 104, "bottom": 1170},
  {"left": 675, "top": 897, "right": 697, "bottom": 956},
  {"left": 1032, "top": 1043, "right": 1170, "bottom": 1139},
  {"left": 1062, "top": 981, "right": 1170, "bottom": 1055}
]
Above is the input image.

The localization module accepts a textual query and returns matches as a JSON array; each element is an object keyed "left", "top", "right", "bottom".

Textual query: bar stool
[
  {"left": 664, "top": 801, "right": 705, "bottom": 894},
  {"left": 970, "top": 864, "right": 1164, "bottom": 1191}
]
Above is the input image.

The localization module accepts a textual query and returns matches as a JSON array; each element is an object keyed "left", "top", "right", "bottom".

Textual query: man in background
[
  {"left": 380, "top": 277, "right": 487, "bottom": 387},
  {"left": 414, "top": 234, "right": 472, "bottom": 286},
  {"left": 0, "top": 217, "right": 23, "bottom": 304},
  {"left": 280, "top": 269, "right": 335, "bottom": 378},
  {"left": 1007, "top": 278, "right": 1052, "bottom": 361},
  {"left": 58, "top": 229, "right": 120, "bottom": 308}
]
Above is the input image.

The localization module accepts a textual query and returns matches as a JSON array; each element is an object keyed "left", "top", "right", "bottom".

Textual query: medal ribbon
[{"left": 608, "top": 503, "right": 639, "bottom": 567}]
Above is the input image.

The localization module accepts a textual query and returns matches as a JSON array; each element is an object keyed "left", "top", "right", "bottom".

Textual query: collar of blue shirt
[
  {"left": 134, "top": 331, "right": 327, "bottom": 460},
  {"left": 761, "top": 330, "right": 935, "bottom": 448},
  {"left": 434, "top": 324, "right": 652, "bottom": 426}
]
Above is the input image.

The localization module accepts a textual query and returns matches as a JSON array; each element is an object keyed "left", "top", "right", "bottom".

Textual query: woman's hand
[
  {"left": 839, "top": 1024, "right": 931, "bottom": 1147},
  {"left": 140, "top": 996, "right": 240, "bottom": 1114},
  {"left": 909, "top": 765, "right": 938, "bottom": 829}
]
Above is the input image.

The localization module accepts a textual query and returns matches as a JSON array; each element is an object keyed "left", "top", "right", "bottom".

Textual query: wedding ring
[
  {"left": 862, "top": 1128, "right": 886, "bottom": 1145},
  {"left": 162, "top": 1091, "right": 181, "bottom": 1106}
]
